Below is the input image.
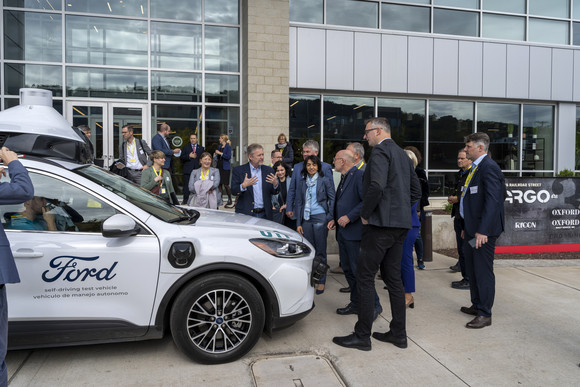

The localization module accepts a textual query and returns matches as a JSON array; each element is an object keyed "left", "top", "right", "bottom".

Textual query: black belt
[
  {"left": 0, "top": 284, "right": 4, "bottom": 289},
  {"left": 252, "top": 208, "right": 265, "bottom": 214},
  {"left": 127, "top": 168, "right": 141, "bottom": 171}
]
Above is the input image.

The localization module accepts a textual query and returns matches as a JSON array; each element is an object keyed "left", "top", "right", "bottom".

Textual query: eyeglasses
[{"left": 364, "top": 127, "right": 380, "bottom": 134}]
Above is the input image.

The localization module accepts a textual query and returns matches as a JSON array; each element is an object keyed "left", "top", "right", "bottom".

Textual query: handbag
[{"left": 151, "top": 184, "right": 161, "bottom": 195}]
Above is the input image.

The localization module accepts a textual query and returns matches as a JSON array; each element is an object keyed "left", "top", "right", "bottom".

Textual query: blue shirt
[
  {"left": 240, "top": 164, "right": 264, "bottom": 209},
  {"left": 307, "top": 176, "right": 325, "bottom": 216},
  {"left": 460, "top": 153, "right": 487, "bottom": 219}
]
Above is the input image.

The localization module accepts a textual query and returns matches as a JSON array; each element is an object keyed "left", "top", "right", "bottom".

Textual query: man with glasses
[
  {"left": 285, "top": 140, "right": 333, "bottom": 226},
  {"left": 117, "top": 125, "right": 151, "bottom": 185},
  {"left": 333, "top": 117, "right": 421, "bottom": 351}
]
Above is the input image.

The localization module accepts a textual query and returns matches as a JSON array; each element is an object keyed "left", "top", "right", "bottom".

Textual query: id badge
[
  {"left": 470, "top": 186, "right": 478, "bottom": 194},
  {"left": 161, "top": 188, "right": 166, "bottom": 194},
  {"left": 129, "top": 158, "right": 136, "bottom": 163}
]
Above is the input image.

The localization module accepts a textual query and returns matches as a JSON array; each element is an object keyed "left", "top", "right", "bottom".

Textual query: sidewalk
[{"left": 7, "top": 253, "right": 580, "bottom": 386}]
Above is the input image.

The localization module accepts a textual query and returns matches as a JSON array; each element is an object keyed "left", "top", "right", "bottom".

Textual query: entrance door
[{"left": 66, "top": 102, "right": 148, "bottom": 168}]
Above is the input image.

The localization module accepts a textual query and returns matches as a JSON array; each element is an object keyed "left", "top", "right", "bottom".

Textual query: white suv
[{"left": 0, "top": 89, "right": 326, "bottom": 364}]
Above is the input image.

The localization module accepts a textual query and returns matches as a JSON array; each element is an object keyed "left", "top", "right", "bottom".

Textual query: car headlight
[{"left": 250, "top": 238, "right": 311, "bottom": 258}]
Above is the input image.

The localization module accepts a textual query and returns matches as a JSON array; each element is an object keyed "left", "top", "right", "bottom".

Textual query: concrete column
[
  {"left": 242, "top": 0, "right": 290, "bottom": 160},
  {"left": 556, "top": 103, "right": 576, "bottom": 173}
]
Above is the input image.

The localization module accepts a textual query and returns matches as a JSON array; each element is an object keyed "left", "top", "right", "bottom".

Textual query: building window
[
  {"left": 433, "top": 8, "right": 479, "bottom": 37},
  {"left": 3, "top": 11, "right": 62, "bottom": 62},
  {"left": 290, "top": 0, "right": 323, "bottom": 23},
  {"left": 482, "top": 0, "right": 525, "bottom": 13},
  {"left": 66, "top": 67, "right": 148, "bottom": 99},
  {"left": 529, "top": 18, "right": 569, "bottom": 45},
  {"left": 327, "top": 0, "right": 378, "bottom": 29},
  {"left": 151, "top": 22, "right": 202, "bottom": 70},
  {"left": 151, "top": 71, "right": 202, "bottom": 102},
  {"left": 482, "top": 14, "right": 525, "bottom": 41},
  {"left": 4, "top": 63, "right": 62, "bottom": 96},
  {"left": 576, "top": 106, "right": 580, "bottom": 170},
  {"left": 205, "top": 0, "right": 239, "bottom": 24},
  {"left": 204, "top": 26, "right": 239, "bottom": 72},
  {"left": 529, "top": 0, "right": 569, "bottom": 18},
  {"left": 204, "top": 106, "right": 240, "bottom": 162},
  {"left": 477, "top": 102, "right": 520, "bottom": 171},
  {"left": 434, "top": 0, "right": 479, "bottom": 9},
  {"left": 323, "top": 96, "right": 374, "bottom": 164},
  {"left": 289, "top": 94, "right": 321, "bottom": 165},
  {"left": 151, "top": 0, "right": 201, "bottom": 21},
  {"left": 522, "top": 105, "right": 554, "bottom": 174},
  {"left": 381, "top": 4, "right": 430, "bottom": 33},
  {"left": 205, "top": 74, "right": 239, "bottom": 104}
]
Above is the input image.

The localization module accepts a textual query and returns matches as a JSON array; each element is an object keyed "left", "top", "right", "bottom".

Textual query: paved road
[{"left": 7, "top": 254, "right": 580, "bottom": 386}]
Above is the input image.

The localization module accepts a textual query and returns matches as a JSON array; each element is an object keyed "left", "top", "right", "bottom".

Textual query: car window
[{"left": 1, "top": 170, "right": 119, "bottom": 233}]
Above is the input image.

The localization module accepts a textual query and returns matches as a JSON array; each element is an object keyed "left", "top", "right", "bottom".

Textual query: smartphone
[{"left": 468, "top": 238, "right": 476, "bottom": 248}]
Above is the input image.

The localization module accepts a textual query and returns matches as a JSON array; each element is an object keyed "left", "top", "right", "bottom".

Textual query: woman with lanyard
[
  {"left": 188, "top": 152, "right": 221, "bottom": 209},
  {"left": 141, "top": 150, "right": 177, "bottom": 204}
]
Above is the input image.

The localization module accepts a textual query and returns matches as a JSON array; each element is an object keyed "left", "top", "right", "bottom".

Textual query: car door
[{"left": 2, "top": 168, "right": 161, "bottom": 343}]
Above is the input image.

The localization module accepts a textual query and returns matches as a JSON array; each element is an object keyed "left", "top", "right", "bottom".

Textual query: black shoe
[
  {"left": 336, "top": 304, "right": 358, "bottom": 315},
  {"left": 373, "top": 306, "right": 383, "bottom": 321},
  {"left": 417, "top": 260, "right": 425, "bottom": 270},
  {"left": 372, "top": 331, "right": 407, "bottom": 348},
  {"left": 460, "top": 305, "right": 478, "bottom": 316},
  {"left": 466, "top": 315, "right": 492, "bottom": 329},
  {"left": 332, "top": 333, "right": 371, "bottom": 351},
  {"left": 339, "top": 286, "right": 351, "bottom": 293},
  {"left": 452, "top": 279, "right": 470, "bottom": 289},
  {"left": 225, "top": 200, "right": 234, "bottom": 208},
  {"left": 449, "top": 263, "right": 460, "bottom": 272}
]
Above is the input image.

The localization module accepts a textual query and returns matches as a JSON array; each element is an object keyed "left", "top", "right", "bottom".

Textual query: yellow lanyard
[
  {"left": 153, "top": 167, "right": 163, "bottom": 187},
  {"left": 461, "top": 165, "right": 477, "bottom": 197},
  {"left": 200, "top": 169, "right": 209, "bottom": 180},
  {"left": 127, "top": 140, "right": 136, "bottom": 159},
  {"left": 357, "top": 161, "right": 365, "bottom": 170}
]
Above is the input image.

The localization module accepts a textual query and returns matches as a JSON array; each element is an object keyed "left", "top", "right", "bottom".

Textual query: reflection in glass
[
  {"left": 389, "top": 0, "right": 430, "bottom": 4},
  {"left": 433, "top": 9, "right": 479, "bottom": 37},
  {"left": 482, "top": 0, "right": 525, "bottom": 13},
  {"left": 522, "top": 105, "right": 554, "bottom": 171},
  {"left": 576, "top": 107, "right": 580, "bottom": 170},
  {"left": 66, "top": 0, "right": 147, "bottom": 17},
  {"left": 66, "top": 67, "right": 147, "bottom": 99},
  {"left": 529, "top": 0, "right": 569, "bottom": 18},
  {"left": 205, "top": 26, "right": 239, "bottom": 72},
  {"left": 151, "top": 0, "right": 201, "bottom": 21},
  {"left": 429, "top": 100, "right": 474, "bottom": 170},
  {"left": 477, "top": 103, "right": 520, "bottom": 171},
  {"left": 529, "top": 18, "right": 569, "bottom": 45},
  {"left": 289, "top": 94, "right": 321, "bottom": 165},
  {"left": 573, "top": 22, "right": 580, "bottom": 46},
  {"left": 66, "top": 16, "right": 148, "bottom": 67},
  {"left": 290, "top": 0, "right": 323, "bottom": 23},
  {"left": 4, "top": 0, "right": 62, "bottom": 10},
  {"left": 151, "top": 22, "right": 202, "bottom": 70},
  {"left": 323, "top": 96, "right": 374, "bottom": 164},
  {"left": 327, "top": 0, "right": 378, "bottom": 28},
  {"left": 205, "top": 106, "right": 240, "bottom": 167},
  {"left": 151, "top": 71, "right": 201, "bottom": 102},
  {"left": 382, "top": 4, "right": 430, "bottom": 33},
  {"left": 434, "top": 0, "right": 479, "bottom": 9},
  {"left": 205, "top": 74, "right": 239, "bottom": 104},
  {"left": 4, "top": 11, "right": 62, "bottom": 62},
  {"left": 4, "top": 64, "right": 62, "bottom": 96},
  {"left": 71, "top": 106, "right": 104, "bottom": 160},
  {"left": 428, "top": 172, "right": 457, "bottom": 197},
  {"left": 575, "top": 1, "right": 580, "bottom": 19},
  {"left": 482, "top": 14, "right": 525, "bottom": 41},
  {"left": 4, "top": 98, "right": 62, "bottom": 113},
  {"left": 377, "top": 98, "right": 426, "bottom": 166},
  {"left": 205, "top": 0, "right": 239, "bottom": 24}
]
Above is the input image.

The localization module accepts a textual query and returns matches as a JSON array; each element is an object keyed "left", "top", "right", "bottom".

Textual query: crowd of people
[{"left": 98, "top": 118, "right": 505, "bottom": 351}]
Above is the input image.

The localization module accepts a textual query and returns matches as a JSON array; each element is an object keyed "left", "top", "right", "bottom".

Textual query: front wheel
[{"left": 170, "top": 273, "right": 265, "bottom": 364}]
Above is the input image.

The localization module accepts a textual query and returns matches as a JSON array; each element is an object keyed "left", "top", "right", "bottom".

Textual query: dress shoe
[
  {"left": 329, "top": 266, "right": 344, "bottom": 274},
  {"left": 466, "top": 315, "right": 492, "bottom": 329},
  {"left": 339, "top": 286, "right": 351, "bottom": 293},
  {"left": 405, "top": 295, "right": 415, "bottom": 309},
  {"left": 460, "top": 305, "right": 478, "bottom": 316},
  {"left": 373, "top": 305, "right": 383, "bottom": 321},
  {"left": 417, "top": 260, "right": 425, "bottom": 270},
  {"left": 449, "top": 262, "right": 460, "bottom": 272},
  {"left": 332, "top": 333, "right": 371, "bottom": 351},
  {"left": 451, "top": 279, "right": 470, "bottom": 289},
  {"left": 372, "top": 331, "right": 407, "bottom": 348},
  {"left": 337, "top": 304, "right": 358, "bottom": 315}
]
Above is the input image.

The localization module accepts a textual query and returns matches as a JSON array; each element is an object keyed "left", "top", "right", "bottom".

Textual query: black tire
[{"left": 170, "top": 273, "right": 265, "bottom": 364}]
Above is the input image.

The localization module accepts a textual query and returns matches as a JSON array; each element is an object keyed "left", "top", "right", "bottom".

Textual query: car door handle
[{"left": 13, "top": 249, "right": 44, "bottom": 258}]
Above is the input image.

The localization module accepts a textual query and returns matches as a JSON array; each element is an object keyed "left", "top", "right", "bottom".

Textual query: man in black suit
[
  {"left": 459, "top": 132, "right": 505, "bottom": 329},
  {"left": 329, "top": 149, "right": 382, "bottom": 318},
  {"left": 333, "top": 117, "right": 421, "bottom": 351},
  {"left": 180, "top": 133, "right": 204, "bottom": 204},
  {"left": 231, "top": 144, "right": 279, "bottom": 220}
]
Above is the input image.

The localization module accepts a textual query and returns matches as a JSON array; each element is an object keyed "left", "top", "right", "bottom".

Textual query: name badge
[
  {"left": 210, "top": 175, "right": 214, "bottom": 180},
  {"left": 129, "top": 158, "right": 136, "bottom": 163},
  {"left": 470, "top": 186, "right": 478, "bottom": 194},
  {"left": 161, "top": 188, "right": 166, "bottom": 194},
  {"left": 139, "top": 149, "right": 144, "bottom": 154}
]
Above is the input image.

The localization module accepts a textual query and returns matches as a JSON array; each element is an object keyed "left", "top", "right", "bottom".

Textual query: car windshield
[{"left": 74, "top": 164, "right": 198, "bottom": 224}]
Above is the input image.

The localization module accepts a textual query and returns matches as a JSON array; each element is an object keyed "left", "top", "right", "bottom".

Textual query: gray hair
[
  {"left": 302, "top": 140, "right": 319, "bottom": 153},
  {"left": 347, "top": 142, "right": 365, "bottom": 159},
  {"left": 464, "top": 132, "right": 490, "bottom": 152},
  {"left": 247, "top": 143, "right": 263, "bottom": 156},
  {"left": 364, "top": 117, "right": 391, "bottom": 134}
]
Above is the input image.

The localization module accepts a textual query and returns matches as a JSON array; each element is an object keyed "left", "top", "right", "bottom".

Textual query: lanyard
[
  {"left": 461, "top": 165, "right": 477, "bottom": 197},
  {"left": 200, "top": 169, "right": 209, "bottom": 180},
  {"left": 153, "top": 167, "right": 163, "bottom": 187},
  {"left": 357, "top": 161, "right": 365, "bottom": 170},
  {"left": 127, "top": 140, "right": 135, "bottom": 156}
]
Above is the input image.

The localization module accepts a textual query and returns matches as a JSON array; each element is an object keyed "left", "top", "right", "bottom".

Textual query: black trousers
[
  {"left": 354, "top": 225, "right": 408, "bottom": 340},
  {"left": 453, "top": 216, "right": 469, "bottom": 281},
  {"left": 463, "top": 234, "right": 497, "bottom": 317}
]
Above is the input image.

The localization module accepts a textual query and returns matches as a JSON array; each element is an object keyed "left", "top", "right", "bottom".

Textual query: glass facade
[
  {"left": 290, "top": 0, "right": 580, "bottom": 46},
  {"left": 289, "top": 94, "right": 557, "bottom": 196},
  {"left": 576, "top": 106, "right": 580, "bottom": 171}
]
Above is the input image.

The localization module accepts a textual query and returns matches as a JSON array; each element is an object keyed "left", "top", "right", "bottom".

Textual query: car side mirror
[{"left": 102, "top": 214, "right": 140, "bottom": 238}]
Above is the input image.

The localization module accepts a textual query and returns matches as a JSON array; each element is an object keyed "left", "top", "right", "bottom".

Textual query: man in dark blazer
[
  {"left": 231, "top": 144, "right": 279, "bottom": 220},
  {"left": 152, "top": 123, "right": 180, "bottom": 171},
  {"left": 285, "top": 139, "right": 333, "bottom": 224},
  {"left": 117, "top": 125, "right": 151, "bottom": 185},
  {"left": 459, "top": 132, "right": 505, "bottom": 329},
  {"left": 329, "top": 149, "right": 381, "bottom": 317},
  {"left": 180, "top": 133, "right": 205, "bottom": 204},
  {"left": 0, "top": 147, "right": 34, "bottom": 386},
  {"left": 333, "top": 117, "right": 421, "bottom": 351}
]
